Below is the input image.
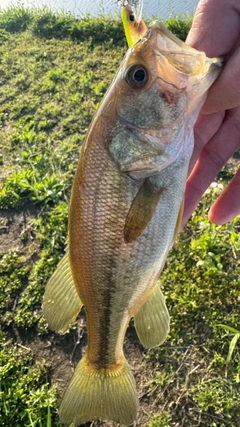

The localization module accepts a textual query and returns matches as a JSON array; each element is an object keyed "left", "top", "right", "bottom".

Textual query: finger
[
  {"left": 182, "top": 106, "right": 240, "bottom": 226},
  {"left": 186, "top": 0, "right": 240, "bottom": 57},
  {"left": 208, "top": 169, "right": 240, "bottom": 224},
  {"left": 202, "top": 44, "right": 240, "bottom": 114},
  {"left": 188, "top": 111, "right": 224, "bottom": 174},
  {"left": 186, "top": 0, "right": 240, "bottom": 115}
]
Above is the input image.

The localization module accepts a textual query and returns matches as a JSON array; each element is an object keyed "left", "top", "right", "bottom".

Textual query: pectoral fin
[
  {"left": 134, "top": 285, "right": 170, "bottom": 348},
  {"left": 43, "top": 253, "right": 83, "bottom": 334},
  {"left": 172, "top": 198, "right": 184, "bottom": 242},
  {"left": 124, "top": 179, "right": 163, "bottom": 243}
]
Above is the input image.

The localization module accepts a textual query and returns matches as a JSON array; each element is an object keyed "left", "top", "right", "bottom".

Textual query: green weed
[
  {"left": 1, "top": 203, "right": 68, "bottom": 329},
  {"left": 194, "top": 377, "right": 239, "bottom": 425},
  {"left": 0, "top": 5, "right": 33, "bottom": 33},
  {"left": 149, "top": 412, "right": 172, "bottom": 427},
  {"left": 0, "top": 169, "right": 69, "bottom": 208},
  {"left": 0, "top": 251, "right": 30, "bottom": 322},
  {"left": 165, "top": 14, "right": 192, "bottom": 40},
  {"left": 0, "top": 6, "right": 125, "bottom": 45},
  {"left": 0, "top": 334, "right": 61, "bottom": 427},
  {"left": 217, "top": 324, "right": 240, "bottom": 379},
  {"left": 0, "top": 4, "right": 191, "bottom": 45}
]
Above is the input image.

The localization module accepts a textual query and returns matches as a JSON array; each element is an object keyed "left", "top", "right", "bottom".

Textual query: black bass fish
[{"left": 43, "top": 21, "right": 222, "bottom": 426}]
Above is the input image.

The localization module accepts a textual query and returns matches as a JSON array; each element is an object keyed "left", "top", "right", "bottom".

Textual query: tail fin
[{"left": 59, "top": 355, "right": 139, "bottom": 426}]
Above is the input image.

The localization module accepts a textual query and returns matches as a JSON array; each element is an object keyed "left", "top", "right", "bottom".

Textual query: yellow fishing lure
[{"left": 121, "top": 3, "right": 148, "bottom": 47}]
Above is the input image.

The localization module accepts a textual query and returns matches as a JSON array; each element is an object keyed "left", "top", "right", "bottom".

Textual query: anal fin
[
  {"left": 134, "top": 285, "right": 170, "bottom": 348},
  {"left": 43, "top": 253, "right": 83, "bottom": 334}
]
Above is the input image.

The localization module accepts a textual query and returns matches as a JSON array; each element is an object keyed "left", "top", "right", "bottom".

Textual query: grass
[
  {"left": 0, "top": 5, "right": 239, "bottom": 427},
  {"left": 0, "top": 331, "right": 61, "bottom": 427}
]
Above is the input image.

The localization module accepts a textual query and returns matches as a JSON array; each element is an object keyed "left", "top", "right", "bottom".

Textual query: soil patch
[{"left": 0, "top": 204, "right": 39, "bottom": 253}]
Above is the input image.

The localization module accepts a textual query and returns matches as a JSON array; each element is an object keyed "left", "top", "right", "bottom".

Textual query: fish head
[
  {"left": 149, "top": 21, "right": 222, "bottom": 108},
  {"left": 122, "top": 4, "right": 148, "bottom": 48},
  {"left": 110, "top": 21, "right": 222, "bottom": 178}
]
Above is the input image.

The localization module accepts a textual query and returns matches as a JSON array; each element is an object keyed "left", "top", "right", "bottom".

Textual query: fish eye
[
  {"left": 128, "top": 13, "right": 135, "bottom": 22},
  {"left": 125, "top": 64, "right": 148, "bottom": 88}
]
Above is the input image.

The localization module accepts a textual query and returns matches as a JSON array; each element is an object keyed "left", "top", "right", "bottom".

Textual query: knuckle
[
  {"left": 228, "top": 111, "right": 240, "bottom": 134},
  {"left": 201, "top": 144, "right": 225, "bottom": 169},
  {"left": 194, "top": 132, "right": 206, "bottom": 153},
  {"left": 187, "top": 179, "right": 204, "bottom": 198}
]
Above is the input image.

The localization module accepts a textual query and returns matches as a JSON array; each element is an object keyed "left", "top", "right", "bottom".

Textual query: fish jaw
[{"left": 150, "top": 21, "right": 222, "bottom": 86}]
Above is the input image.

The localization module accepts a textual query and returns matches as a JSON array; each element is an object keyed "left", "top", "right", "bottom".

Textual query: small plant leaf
[
  {"left": 216, "top": 324, "right": 240, "bottom": 335},
  {"left": 226, "top": 333, "right": 240, "bottom": 366}
]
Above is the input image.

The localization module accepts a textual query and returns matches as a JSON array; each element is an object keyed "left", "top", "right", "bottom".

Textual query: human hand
[{"left": 182, "top": 0, "right": 240, "bottom": 226}]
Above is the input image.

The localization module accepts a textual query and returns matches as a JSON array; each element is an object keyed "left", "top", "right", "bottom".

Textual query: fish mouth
[
  {"left": 117, "top": 115, "right": 167, "bottom": 151},
  {"left": 147, "top": 21, "right": 222, "bottom": 78}
]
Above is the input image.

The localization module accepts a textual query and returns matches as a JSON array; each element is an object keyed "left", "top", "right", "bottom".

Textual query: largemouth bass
[{"left": 43, "top": 20, "right": 222, "bottom": 426}]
